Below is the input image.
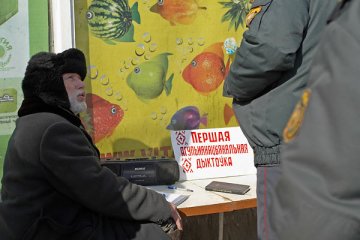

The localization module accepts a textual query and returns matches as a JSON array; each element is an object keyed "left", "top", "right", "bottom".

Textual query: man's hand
[{"left": 169, "top": 203, "right": 183, "bottom": 230}]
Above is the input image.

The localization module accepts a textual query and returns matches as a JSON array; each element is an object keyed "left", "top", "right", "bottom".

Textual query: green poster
[{"left": 0, "top": 0, "right": 49, "bottom": 182}]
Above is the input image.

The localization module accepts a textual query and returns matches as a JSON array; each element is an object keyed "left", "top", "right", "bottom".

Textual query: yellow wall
[{"left": 74, "top": 0, "right": 249, "bottom": 158}]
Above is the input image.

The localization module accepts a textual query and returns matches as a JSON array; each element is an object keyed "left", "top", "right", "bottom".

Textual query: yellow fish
[{"left": 150, "top": 0, "right": 206, "bottom": 26}]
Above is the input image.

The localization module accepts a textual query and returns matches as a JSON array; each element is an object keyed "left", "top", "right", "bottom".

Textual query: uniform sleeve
[
  {"left": 39, "top": 122, "right": 171, "bottom": 223},
  {"left": 224, "top": 0, "right": 309, "bottom": 102}
]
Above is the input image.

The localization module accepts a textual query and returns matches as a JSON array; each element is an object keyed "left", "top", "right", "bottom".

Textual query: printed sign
[
  {"left": 0, "top": 0, "right": 29, "bottom": 77},
  {"left": 0, "top": 88, "right": 17, "bottom": 113},
  {"left": 171, "top": 127, "right": 256, "bottom": 180},
  {"left": 0, "top": 0, "right": 49, "bottom": 183}
]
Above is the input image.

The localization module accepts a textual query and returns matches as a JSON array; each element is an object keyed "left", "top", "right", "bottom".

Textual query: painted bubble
[
  {"left": 187, "top": 38, "right": 193, "bottom": 45},
  {"left": 149, "top": 43, "right": 158, "bottom": 52},
  {"left": 132, "top": 57, "right": 140, "bottom": 65},
  {"left": 197, "top": 37, "right": 205, "bottom": 46},
  {"left": 105, "top": 87, "right": 113, "bottom": 96},
  {"left": 115, "top": 92, "right": 123, "bottom": 101},
  {"left": 89, "top": 65, "right": 98, "bottom": 79},
  {"left": 160, "top": 106, "right": 167, "bottom": 114},
  {"left": 151, "top": 112, "right": 158, "bottom": 120},
  {"left": 176, "top": 38, "right": 183, "bottom": 45},
  {"left": 99, "top": 74, "right": 109, "bottom": 85},
  {"left": 143, "top": 32, "right": 151, "bottom": 43},
  {"left": 135, "top": 44, "right": 145, "bottom": 56}
]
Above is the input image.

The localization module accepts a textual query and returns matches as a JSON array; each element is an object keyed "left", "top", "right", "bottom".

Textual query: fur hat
[{"left": 22, "top": 48, "right": 87, "bottom": 109}]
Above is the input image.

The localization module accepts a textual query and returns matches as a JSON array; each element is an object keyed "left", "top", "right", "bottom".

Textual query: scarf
[{"left": 18, "top": 97, "right": 100, "bottom": 156}]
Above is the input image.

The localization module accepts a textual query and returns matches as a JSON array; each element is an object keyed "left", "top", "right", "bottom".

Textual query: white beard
[{"left": 69, "top": 95, "right": 87, "bottom": 114}]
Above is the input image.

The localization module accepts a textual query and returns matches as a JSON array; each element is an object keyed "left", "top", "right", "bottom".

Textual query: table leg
[{"left": 218, "top": 212, "right": 224, "bottom": 240}]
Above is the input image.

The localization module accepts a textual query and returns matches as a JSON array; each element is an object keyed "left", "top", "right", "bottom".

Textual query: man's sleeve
[
  {"left": 224, "top": 0, "right": 309, "bottom": 102},
  {"left": 39, "top": 122, "right": 171, "bottom": 223}
]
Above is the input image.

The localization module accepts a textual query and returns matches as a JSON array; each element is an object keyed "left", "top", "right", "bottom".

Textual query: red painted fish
[
  {"left": 182, "top": 42, "right": 230, "bottom": 94},
  {"left": 82, "top": 93, "right": 124, "bottom": 143},
  {"left": 150, "top": 0, "right": 207, "bottom": 26}
]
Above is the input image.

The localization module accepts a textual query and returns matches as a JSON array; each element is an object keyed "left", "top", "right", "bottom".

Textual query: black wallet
[{"left": 205, "top": 181, "right": 250, "bottom": 195}]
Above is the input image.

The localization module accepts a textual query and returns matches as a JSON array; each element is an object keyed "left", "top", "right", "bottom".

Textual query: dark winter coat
[
  {"left": 0, "top": 47, "right": 173, "bottom": 240},
  {"left": 0, "top": 98, "right": 172, "bottom": 240},
  {"left": 223, "top": 0, "right": 337, "bottom": 166},
  {"left": 272, "top": 0, "right": 360, "bottom": 239}
]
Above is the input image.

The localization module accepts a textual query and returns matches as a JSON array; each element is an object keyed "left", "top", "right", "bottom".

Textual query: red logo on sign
[
  {"left": 182, "top": 158, "right": 193, "bottom": 173},
  {"left": 175, "top": 131, "right": 187, "bottom": 145}
]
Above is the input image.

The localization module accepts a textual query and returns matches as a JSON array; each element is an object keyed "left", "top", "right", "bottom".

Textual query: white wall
[{"left": 49, "top": 0, "right": 75, "bottom": 53}]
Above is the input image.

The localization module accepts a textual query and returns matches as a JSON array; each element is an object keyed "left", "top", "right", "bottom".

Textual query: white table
[{"left": 149, "top": 174, "right": 257, "bottom": 240}]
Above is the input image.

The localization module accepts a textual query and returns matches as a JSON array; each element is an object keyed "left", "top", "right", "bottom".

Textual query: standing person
[
  {"left": 272, "top": 0, "right": 360, "bottom": 239},
  {"left": 0, "top": 48, "right": 182, "bottom": 240},
  {"left": 223, "top": 0, "right": 336, "bottom": 239}
]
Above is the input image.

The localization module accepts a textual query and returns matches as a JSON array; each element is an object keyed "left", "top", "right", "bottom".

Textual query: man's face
[{"left": 63, "top": 73, "right": 87, "bottom": 114}]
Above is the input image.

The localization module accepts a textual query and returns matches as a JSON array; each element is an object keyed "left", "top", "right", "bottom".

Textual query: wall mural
[{"left": 74, "top": 0, "right": 251, "bottom": 159}]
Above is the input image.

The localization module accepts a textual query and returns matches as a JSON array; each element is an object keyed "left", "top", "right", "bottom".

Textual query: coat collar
[
  {"left": 17, "top": 97, "right": 100, "bottom": 157},
  {"left": 18, "top": 97, "right": 82, "bottom": 127}
]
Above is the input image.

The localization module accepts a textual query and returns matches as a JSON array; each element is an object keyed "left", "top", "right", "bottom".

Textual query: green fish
[
  {"left": 127, "top": 53, "right": 174, "bottom": 100},
  {"left": 86, "top": 0, "right": 141, "bottom": 44}
]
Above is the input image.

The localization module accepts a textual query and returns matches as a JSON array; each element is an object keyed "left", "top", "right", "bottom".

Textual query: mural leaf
[{"left": 219, "top": 0, "right": 252, "bottom": 31}]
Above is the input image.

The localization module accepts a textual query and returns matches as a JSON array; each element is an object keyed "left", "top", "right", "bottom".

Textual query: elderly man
[{"left": 0, "top": 48, "right": 182, "bottom": 240}]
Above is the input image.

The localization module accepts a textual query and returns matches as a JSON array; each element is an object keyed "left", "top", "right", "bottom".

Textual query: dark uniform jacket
[
  {"left": 272, "top": 0, "right": 360, "bottom": 239},
  {"left": 224, "top": 0, "right": 337, "bottom": 166},
  {"left": 0, "top": 98, "right": 172, "bottom": 240}
]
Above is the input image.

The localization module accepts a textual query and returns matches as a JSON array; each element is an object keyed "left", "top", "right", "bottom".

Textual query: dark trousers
[{"left": 257, "top": 165, "right": 281, "bottom": 240}]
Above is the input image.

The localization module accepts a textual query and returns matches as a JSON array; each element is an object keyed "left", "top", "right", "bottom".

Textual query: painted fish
[
  {"left": 86, "top": 0, "right": 141, "bottom": 44},
  {"left": 182, "top": 42, "right": 230, "bottom": 94},
  {"left": 82, "top": 93, "right": 124, "bottom": 143},
  {"left": 126, "top": 53, "right": 174, "bottom": 100},
  {"left": 167, "top": 106, "right": 207, "bottom": 130},
  {"left": 150, "top": 0, "right": 206, "bottom": 26}
]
